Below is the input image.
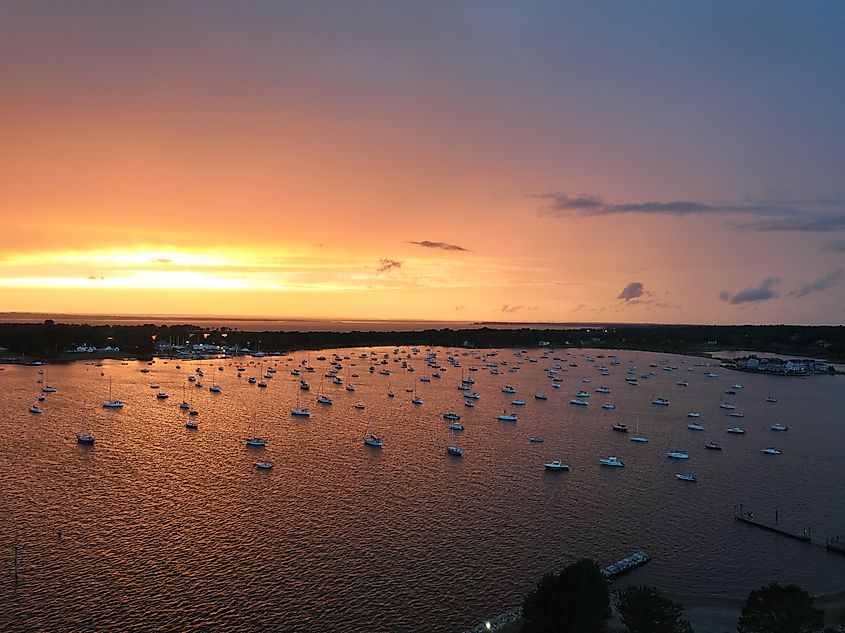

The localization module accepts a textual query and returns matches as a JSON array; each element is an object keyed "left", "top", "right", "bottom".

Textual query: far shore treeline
[{"left": 1, "top": 321, "right": 844, "bottom": 363}]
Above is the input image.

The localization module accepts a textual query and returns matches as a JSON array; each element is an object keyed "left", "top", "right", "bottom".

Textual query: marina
[{"left": 1, "top": 345, "right": 843, "bottom": 631}]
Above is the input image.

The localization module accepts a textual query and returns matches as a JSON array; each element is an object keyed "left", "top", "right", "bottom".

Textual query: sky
[{"left": 1, "top": 0, "right": 844, "bottom": 325}]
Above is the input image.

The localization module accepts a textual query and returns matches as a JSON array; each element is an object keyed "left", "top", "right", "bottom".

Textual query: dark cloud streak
[{"left": 408, "top": 240, "right": 469, "bottom": 252}]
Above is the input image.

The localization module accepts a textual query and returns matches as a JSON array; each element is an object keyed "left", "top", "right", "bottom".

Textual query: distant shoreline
[{"left": 0, "top": 321, "right": 843, "bottom": 365}]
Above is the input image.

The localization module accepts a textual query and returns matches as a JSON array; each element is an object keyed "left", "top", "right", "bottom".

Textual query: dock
[
  {"left": 826, "top": 537, "right": 845, "bottom": 556},
  {"left": 734, "top": 505, "right": 814, "bottom": 544},
  {"left": 601, "top": 551, "right": 649, "bottom": 578}
]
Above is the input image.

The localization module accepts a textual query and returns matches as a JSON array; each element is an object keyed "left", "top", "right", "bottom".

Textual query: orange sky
[{"left": 1, "top": 2, "right": 843, "bottom": 324}]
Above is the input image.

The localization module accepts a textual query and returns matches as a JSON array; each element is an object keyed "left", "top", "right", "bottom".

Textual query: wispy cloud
[
  {"left": 732, "top": 212, "right": 845, "bottom": 232},
  {"left": 376, "top": 258, "right": 402, "bottom": 273},
  {"left": 535, "top": 191, "right": 845, "bottom": 236},
  {"left": 823, "top": 239, "right": 845, "bottom": 251},
  {"left": 150, "top": 258, "right": 173, "bottom": 264},
  {"left": 792, "top": 268, "right": 844, "bottom": 298},
  {"left": 408, "top": 240, "right": 470, "bottom": 252},
  {"left": 720, "top": 277, "right": 781, "bottom": 304},
  {"left": 502, "top": 304, "right": 524, "bottom": 313},
  {"left": 535, "top": 191, "right": 797, "bottom": 218}
]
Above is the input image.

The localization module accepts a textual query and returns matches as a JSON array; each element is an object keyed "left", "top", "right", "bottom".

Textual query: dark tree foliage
[
  {"left": 1, "top": 322, "right": 844, "bottom": 363},
  {"left": 737, "top": 583, "right": 824, "bottom": 633},
  {"left": 522, "top": 558, "right": 610, "bottom": 633},
  {"left": 616, "top": 585, "right": 693, "bottom": 633}
]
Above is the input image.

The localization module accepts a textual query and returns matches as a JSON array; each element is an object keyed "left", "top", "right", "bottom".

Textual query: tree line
[{"left": 520, "top": 558, "right": 843, "bottom": 632}]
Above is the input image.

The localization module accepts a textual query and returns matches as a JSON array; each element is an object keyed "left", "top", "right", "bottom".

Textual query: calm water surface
[{"left": 1, "top": 347, "right": 843, "bottom": 631}]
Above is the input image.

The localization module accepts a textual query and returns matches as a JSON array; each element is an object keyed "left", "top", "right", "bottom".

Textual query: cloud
[
  {"left": 502, "top": 304, "right": 524, "bottom": 313},
  {"left": 376, "top": 258, "right": 402, "bottom": 273},
  {"left": 823, "top": 239, "right": 845, "bottom": 251},
  {"left": 731, "top": 212, "right": 845, "bottom": 232},
  {"left": 720, "top": 277, "right": 781, "bottom": 304},
  {"left": 535, "top": 191, "right": 797, "bottom": 218},
  {"left": 150, "top": 258, "right": 173, "bottom": 264},
  {"left": 408, "top": 240, "right": 469, "bottom": 252},
  {"left": 535, "top": 191, "right": 845, "bottom": 234},
  {"left": 792, "top": 268, "right": 844, "bottom": 298},
  {"left": 617, "top": 281, "right": 645, "bottom": 302}
]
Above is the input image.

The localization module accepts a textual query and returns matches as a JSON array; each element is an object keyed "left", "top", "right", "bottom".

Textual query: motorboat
[
  {"left": 611, "top": 423, "right": 629, "bottom": 433},
  {"left": 729, "top": 412, "right": 745, "bottom": 418},
  {"left": 29, "top": 405, "right": 42, "bottom": 414},
  {"left": 569, "top": 399, "right": 588, "bottom": 406},
  {"left": 411, "top": 396, "right": 424, "bottom": 405},
  {"left": 156, "top": 392, "right": 169, "bottom": 399},
  {"left": 316, "top": 395, "right": 333, "bottom": 405},
  {"left": 687, "top": 422, "right": 705, "bottom": 431},
  {"left": 687, "top": 411, "right": 700, "bottom": 418},
  {"left": 534, "top": 393, "right": 548, "bottom": 400},
  {"left": 446, "top": 445, "right": 463, "bottom": 457},
  {"left": 529, "top": 436, "right": 544, "bottom": 443},
  {"left": 595, "top": 386, "right": 611, "bottom": 394},
  {"left": 497, "top": 412, "right": 518, "bottom": 422},
  {"left": 466, "top": 392, "right": 480, "bottom": 399},
  {"left": 443, "top": 412, "right": 461, "bottom": 420},
  {"left": 363, "top": 433, "right": 383, "bottom": 447},
  {"left": 601, "top": 403, "right": 616, "bottom": 410},
  {"left": 726, "top": 427, "right": 745, "bottom": 434},
  {"left": 575, "top": 390, "right": 590, "bottom": 398},
  {"left": 464, "top": 400, "right": 475, "bottom": 408},
  {"left": 185, "top": 420, "right": 198, "bottom": 429},
  {"left": 209, "top": 385, "right": 221, "bottom": 393},
  {"left": 761, "top": 447, "right": 782, "bottom": 455},
  {"left": 179, "top": 401, "right": 190, "bottom": 410},
  {"left": 666, "top": 449, "right": 689, "bottom": 459},
  {"left": 291, "top": 408, "right": 311, "bottom": 417},
  {"left": 705, "top": 440, "right": 722, "bottom": 450},
  {"left": 254, "top": 462, "right": 273, "bottom": 469},
  {"left": 770, "top": 423, "right": 788, "bottom": 431},
  {"left": 676, "top": 381, "right": 689, "bottom": 387},
  {"left": 676, "top": 473, "right": 697, "bottom": 482},
  {"left": 246, "top": 437, "right": 266, "bottom": 447},
  {"left": 544, "top": 460, "right": 570, "bottom": 471},
  {"left": 41, "top": 386, "right": 57, "bottom": 393},
  {"left": 652, "top": 397, "right": 670, "bottom": 406},
  {"left": 599, "top": 456, "right": 624, "bottom": 467},
  {"left": 719, "top": 402, "right": 736, "bottom": 410},
  {"left": 501, "top": 386, "right": 516, "bottom": 394},
  {"left": 353, "top": 403, "right": 365, "bottom": 410},
  {"left": 76, "top": 432, "right": 95, "bottom": 444},
  {"left": 511, "top": 399, "right": 526, "bottom": 406},
  {"left": 630, "top": 435, "right": 649, "bottom": 443},
  {"left": 448, "top": 422, "right": 464, "bottom": 431}
]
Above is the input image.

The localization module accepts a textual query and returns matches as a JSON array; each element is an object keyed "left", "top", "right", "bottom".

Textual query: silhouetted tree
[
  {"left": 737, "top": 583, "right": 824, "bottom": 633},
  {"left": 616, "top": 585, "right": 693, "bottom": 633},
  {"left": 522, "top": 558, "right": 610, "bottom": 633}
]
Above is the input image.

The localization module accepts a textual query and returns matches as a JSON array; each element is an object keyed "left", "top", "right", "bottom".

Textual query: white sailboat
[{"left": 102, "top": 376, "right": 126, "bottom": 408}]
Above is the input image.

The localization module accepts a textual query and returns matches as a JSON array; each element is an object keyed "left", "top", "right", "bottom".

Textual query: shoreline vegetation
[
  {"left": 475, "top": 588, "right": 845, "bottom": 633},
  {"left": 1, "top": 321, "right": 843, "bottom": 367}
]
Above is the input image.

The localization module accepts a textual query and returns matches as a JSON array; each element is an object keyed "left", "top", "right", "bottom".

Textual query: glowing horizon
[{"left": 2, "top": 2, "right": 844, "bottom": 325}]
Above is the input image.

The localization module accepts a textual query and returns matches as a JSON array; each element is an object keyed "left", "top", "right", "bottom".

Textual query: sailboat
[
  {"left": 245, "top": 411, "right": 266, "bottom": 447},
  {"left": 766, "top": 390, "right": 778, "bottom": 403},
  {"left": 630, "top": 417, "right": 649, "bottom": 443},
  {"left": 179, "top": 383, "right": 191, "bottom": 410},
  {"left": 102, "top": 377, "right": 126, "bottom": 408},
  {"left": 446, "top": 428, "right": 463, "bottom": 456},
  {"left": 291, "top": 389, "right": 311, "bottom": 416}
]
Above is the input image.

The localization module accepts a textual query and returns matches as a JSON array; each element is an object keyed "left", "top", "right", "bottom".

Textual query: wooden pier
[{"left": 734, "top": 511, "right": 812, "bottom": 543}]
